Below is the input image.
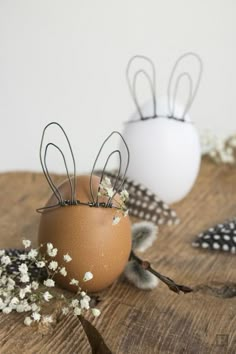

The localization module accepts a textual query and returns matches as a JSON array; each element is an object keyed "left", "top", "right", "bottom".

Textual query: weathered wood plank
[{"left": 0, "top": 159, "right": 236, "bottom": 353}]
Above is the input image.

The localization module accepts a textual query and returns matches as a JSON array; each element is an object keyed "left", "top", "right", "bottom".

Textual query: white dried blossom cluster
[
  {"left": 0, "top": 240, "right": 100, "bottom": 326},
  {"left": 98, "top": 177, "right": 129, "bottom": 225},
  {"left": 201, "top": 131, "right": 236, "bottom": 164}
]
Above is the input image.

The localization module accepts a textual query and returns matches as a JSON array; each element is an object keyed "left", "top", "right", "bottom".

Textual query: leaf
[{"left": 78, "top": 316, "right": 112, "bottom": 354}]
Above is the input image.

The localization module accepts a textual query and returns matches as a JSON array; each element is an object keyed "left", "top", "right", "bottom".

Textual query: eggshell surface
[
  {"left": 122, "top": 101, "right": 201, "bottom": 204},
  {"left": 38, "top": 175, "right": 132, "bottom": 292}
]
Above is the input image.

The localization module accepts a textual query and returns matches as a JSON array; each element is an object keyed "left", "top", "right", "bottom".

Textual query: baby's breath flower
[
  {"left": 91, "top": 308, "right": 101, "bottom": 317},
  {"left": 24, "top": 316, "right": 32, "bottom": 326},
  {"left": 70, "top": 278, "right": 79, "bottom": 286},
  {"left": 112, "top": 216, "right": 121, "bottom": 225},
  {"left": 120, "top": 189, "right": 129, "bottom": 202},
  {"left": 1, "top": 256, "right": 11, "bottom": 265},
  {"left": 47, "top": 243, "right": 53, "bottom": 251},
  {"left": 36, "top": 261, "right": 45, "bottom": 268},
  {"left": 31, "top": 281, "right": 39, "bottom": 290},
  {"left": 81, "top": 291, "right": 86, "bottom": 297},
  {"left": 0, "top": 250, "right": 5, "bottom": 256},
  {"left": 20, "top": 274, "right": 30, "bottom": 283},
  {"left": 10, "top": 297, "right": 19, "bottom": 306},
  {"left": 71, "top": 299, "right": 79, "bottom": 307},
  {"left": 48, "top": 248, "right": 58, "bottom": 257},
  {"left": 32, "top": 312, "right": 41, "bottom": 322},
  {"left": 73, "top": 307, "right": 81, "bottom": 316},
  {"left": 62, "top": 307, "right": 69, "bottom": 315},
  {"left": 43, "top": 279, "right": 55, "bottom": 288},
  {"left": 31, "top": 303, "right": 40, "bottom": 312},
  {"left": 42, "top": 315, "right": 53, "bottom": 324},
  {"left": 80, "top": 298, "right": 90, "bottom": 310},
  {"left": 22, "top": 240, "right": 31, "bottom": 248},
  {"left": 19, "top": 254, "right": 27, "bottom": 261},
  {"left": 83, "top": 272, "right": 93, "bottom": 282},
  {"left": 28, "top": 249, "right": 38, "bottom": 260},
  {"left": 63, "top": 254, "right": 72, "bottom": 263},
  {"left": 43, "top": 291, "right": 53, "bottom": 302},
  {"left": 18, "top": 263, "right": 28, "bottom": 274},
  {"left": 16, "top": 304, "right": 25, "bottom": 313},
  {"left": 48, "top": 261, "right": 58, "bottom": 271},
  {"left": 59, "top": 267, "right": 67, "bottom": 277},
  {"left": 3, "top": 307, "right": 12, "bottom": 314},
  {"left": 124, "top": 209, "right": 129, "bottom": 217}
]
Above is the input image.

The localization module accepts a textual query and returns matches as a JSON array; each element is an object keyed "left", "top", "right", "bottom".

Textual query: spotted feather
[{"left": 192, "top": 218, "right": 236, "bottom": 253}]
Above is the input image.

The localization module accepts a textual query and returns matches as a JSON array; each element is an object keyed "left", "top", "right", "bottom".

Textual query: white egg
[{"left": 121, "top": 96, "right": 201, "bottom": 204}]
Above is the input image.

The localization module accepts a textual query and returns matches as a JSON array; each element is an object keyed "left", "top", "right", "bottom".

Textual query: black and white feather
[
  {"left": 96, "top": 170, "right": 179, "bottom": 226},
  {"left": 192, "top": 218, "right": 236, "bottom": 254}
]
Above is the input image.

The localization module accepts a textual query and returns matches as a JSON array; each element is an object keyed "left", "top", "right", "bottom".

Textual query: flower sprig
[
  {"left": 201, "top": 131, "right": 236, "bottom": 165},
  {"left": 98, "top": 177, "right": 129, "bottom": 225},
  {"left": 0, "top": 240, "right": 100, "bottom": 326}
]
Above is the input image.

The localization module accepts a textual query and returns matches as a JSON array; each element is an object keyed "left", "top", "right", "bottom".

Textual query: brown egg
[{"left": 38, "top": 175, "right": 131, "bottom": 292}]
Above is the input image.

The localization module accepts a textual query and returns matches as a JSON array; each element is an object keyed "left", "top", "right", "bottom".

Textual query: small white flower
[
  {"left": 24, "top": 316, "right": 32, "bottom": 326},
  {"left": 0, "top": 250, "right": 5, "bottom": 256},
  {"left": 48, "top": 248, "right": 58, "bottom": 257},
  {"left": 48, "top": 261, "right": 58, "bottom": 271},
  {"left": 80, "top": 298, "right": 90, "bottom": 310},
  {"left": 120, "top": 189, "right": 129, "bottom": 201},
  {"left": 62, "top": 307, "right": 69, "bottom": 315},
  {"left": 16, "top": 304, "right": 25, "bottom": 313},
  {"left": 43, "top": 291, "right": 53, "bottom": 302},
  {"left": 63, "top": 254, "right": 72, "bottom": 263},
  {"left": 31, "top": 303, "right": 40, "bottom": 312},
  {"left": 73, "top": 307, "right": 81, "bottom": 316},
  {"left": 19, "top": 254, "right": 27, "bottom": 261},
  {"left": 1, "top": 256, "right": 11, "bottom": 265},
  {"left": 28, "top": 249, "right": 38, "bottom": 259},
  {"left": 47, "top": 242, "right": 53, "bottom": 250},
  {"left": 3, "top": 307, "right": 12, "bottom": 314},
  {"left": 59, "top": 267, "right": 67, "bottom": 276},
  {"left": 22, "top": 240, "right": 31, "bottom": 248},
  {"left": 91, "top": 308, "right": 101, "bottom": 317},
  {"left": 81, "top": 291, "right": 86, "bottom": 297},
  {"left": 70, "top": 278, "right": 79, "bottom": 286},
  {"left": 112, "top": 216, "right": 121, "bottom": 225},
  {"left": 43, "top": 279, "right": 55, "bottom": 287},
  {"left": 31, "top": 281, "right": 39, "bottom": 290},
  {"left": 83, "top": 272, "right": 93, "bottom": 282},
  {"left": 71, "top": 299, "right": 79, "bottom": 307},
  {"left": 19, "top": 285, "right": 31, "bottom": 299},
  {"left": 104, "top": 176, "right": 111, "bottom": 185},
  {"left": 124, "top": 209, "right": 129, "bottom": 217},
  {"left": 42, "top": 315, "right": 53, "bottom": 324},
  {"left": 10, "top": 297, "right": 19, "bottom": 306},
  {"left": 18, "top": 263, "right": 28, "bottom": 274},
  {"left": 32, "top": 312, "right": 41, "bottom": 322},
  {"left": 20, "top": 274, "right": 30, "bottom": 283},
  {"left": 36, "top": 261, "right": 45, "bottom": 268}
]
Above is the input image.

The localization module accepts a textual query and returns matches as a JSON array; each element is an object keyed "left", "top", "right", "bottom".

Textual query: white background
[{"left": 0, "top": 0, "right": 235, "bottom": 173}]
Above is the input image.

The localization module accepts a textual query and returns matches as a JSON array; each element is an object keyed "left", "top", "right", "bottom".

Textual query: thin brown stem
[{"left": 130, "top": 251, "right": 193, "bottom": 294}]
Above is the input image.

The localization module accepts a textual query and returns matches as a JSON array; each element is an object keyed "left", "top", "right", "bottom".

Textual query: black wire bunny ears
[
  {"left": 37, "top": 122, "right": 130, "bottom": 213},
  {"left": 126, "top": 52, "right": 203, "bottom": 122}
]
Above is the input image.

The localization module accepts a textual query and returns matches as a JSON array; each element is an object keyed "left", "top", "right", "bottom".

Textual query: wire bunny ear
[
  {"left": 39, "top": 122, "right": 77, "bottom": 207},
  {"left": 126, "top": 55, "right": 157, "bottom": 120},
  {"left": 90, "top": 131, "right": 130, "bottom": 206},
  {"left": 167, "top": 52, "right": 203, "bottom": 120}
]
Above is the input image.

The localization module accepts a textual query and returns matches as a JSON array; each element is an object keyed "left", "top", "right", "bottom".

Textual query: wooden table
[{"left": 0, "top": 159, "right": 236, "bottom": 354}]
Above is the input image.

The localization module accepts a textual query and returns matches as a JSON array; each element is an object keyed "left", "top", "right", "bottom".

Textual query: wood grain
[{"left": 0, "top": 158, "right": 236, "bottom": 353}]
